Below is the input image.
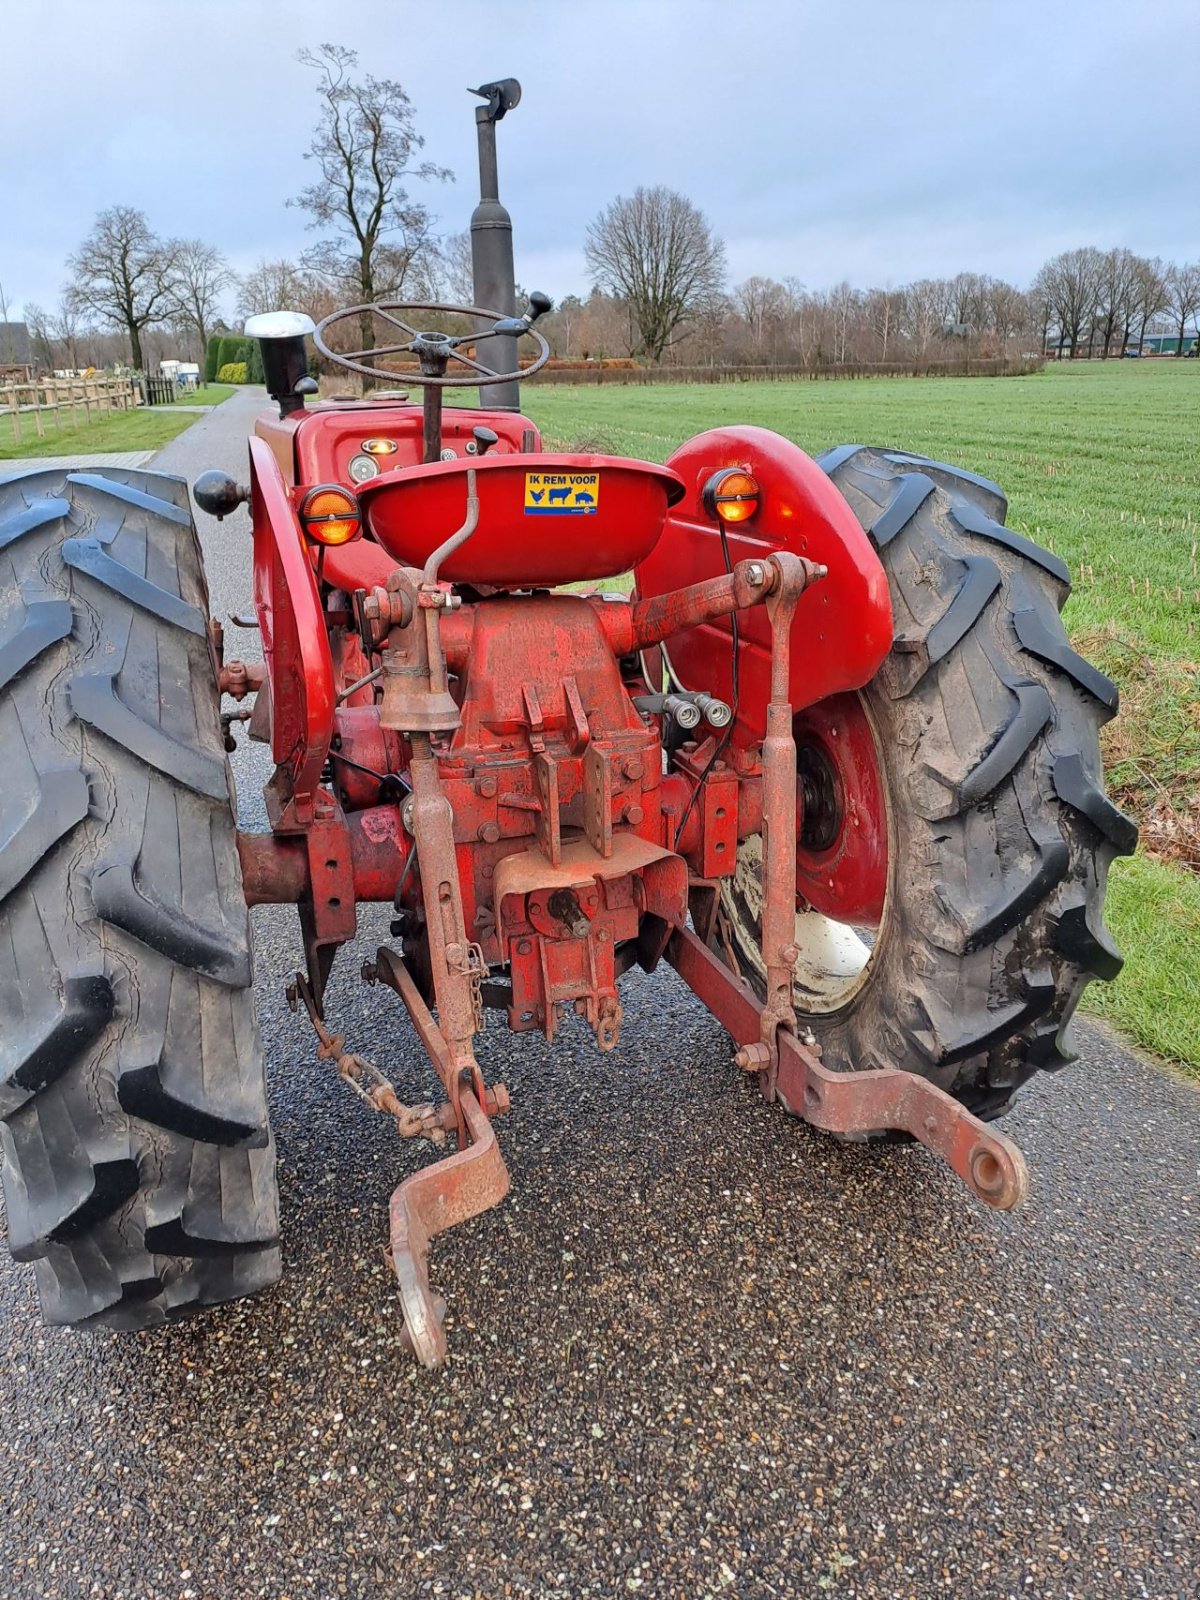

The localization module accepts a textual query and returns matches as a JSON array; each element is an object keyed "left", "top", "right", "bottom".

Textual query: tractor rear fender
[
  {"left": 249, "top": 436, "right": 335, "bottom": 817},
  {"left": 634, "top": 426, "right": 893, "bottom": 742}
]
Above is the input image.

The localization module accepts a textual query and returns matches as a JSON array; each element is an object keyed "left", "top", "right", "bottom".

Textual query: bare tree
[
  {"left": 945, "top": 271, "right": 988, "bottom": 333},
  {"left": 1165, "top": 262, "right": 1200, "bottom": 355},
  {"left": 433, "top": 229, "right": 475, "bottom": 304},
  {"left": 237, "top": 258, "right": 327, "bottom": 320},
  {"left": 865, "top": 286, "right": 905, "bottom": 361},
  {"left": 905, "top": 279, "right": 948, "bottom": 358},
  {"left": 1033, "top": 247, "right": 1103, "bottom": 358},
  {"left": 735, "top": 276, "right": 789, "bottom": 362},
  {"left": 585, "top": 186, "right": 725, "bottom": 363},
  {"left": 1092, "top": 248, "right": 1138, "bottom": 358},
  {"left": 987, "top": 280, "right": 1032, "bottom": 355},
  {"left": 542, "top": 292, "right": 585, "bottom": 360},
  {"left": 827, "top": 281, "right": 863, "bottom": 365},
  {"left": 66, "top": 205, "right": 180, "bottom": 371},
  {"left": 171, "top": 238, "right": 233, "bottom": 353},
  {"left": 291, "top": 43, "right": 451, "bottom": 380},
  {"left": 1126, "top": 256, "right": 1168, "bottom": 351},
  {"left": 50, "top": 293, "right": 83, "bottom": 371},
  {"left": 22, "top": 303, "right": 55, "bottom": 370}
]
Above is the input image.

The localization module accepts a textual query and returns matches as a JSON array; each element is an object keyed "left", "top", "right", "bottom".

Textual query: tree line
[
  {"left": 16, "top": 48, "right": 1200, "bottom": 377},
  {"left": 564, "top": 190, "right": 1200, "bottom": 367}
]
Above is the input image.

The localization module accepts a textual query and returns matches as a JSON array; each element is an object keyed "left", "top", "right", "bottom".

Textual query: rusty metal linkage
[
  {"left": 287, "top": 969, "right": 508, "bottom": 1145},
  {"left": 668, "top": 925, "right": 1028, "bottom": 1212}
]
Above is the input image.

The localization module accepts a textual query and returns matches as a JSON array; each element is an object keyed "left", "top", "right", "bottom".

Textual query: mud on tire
[
  {"left": 0, "top": 467, "right": 279, "bottom": 1327},
  {"left": 723, "top": 446, "right": 1137, "bottom": 1122}
]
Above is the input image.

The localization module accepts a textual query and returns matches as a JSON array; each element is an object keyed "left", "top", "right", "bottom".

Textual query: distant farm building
[{"left": 1139, "top": 330, "right": 1198, "bottom": 355}]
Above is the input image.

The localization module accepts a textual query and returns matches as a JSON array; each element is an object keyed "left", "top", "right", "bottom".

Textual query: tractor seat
[{"left": 356, "top": 453, "right": 685, "bottom": 587}]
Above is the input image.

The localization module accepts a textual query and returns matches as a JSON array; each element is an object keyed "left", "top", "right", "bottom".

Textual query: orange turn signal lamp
[
  {"left": 702, "top": 468, "right": 761, "bottom": 524},
  {"left": 299, "top": 484, "right": 361, "bottom": 546}
]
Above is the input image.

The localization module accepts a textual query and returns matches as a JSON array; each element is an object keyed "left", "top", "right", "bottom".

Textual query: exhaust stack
[{"left": 469, "top": 78, "right": 522, "bottom": 411}]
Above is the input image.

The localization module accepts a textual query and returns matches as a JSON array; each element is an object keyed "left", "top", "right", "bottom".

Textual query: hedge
[
  {"left": 217, "top": 362, "right": 248, "bottom": 384},
  {"left": 217, "top": 335, "right": 252, "bottom": 373}
]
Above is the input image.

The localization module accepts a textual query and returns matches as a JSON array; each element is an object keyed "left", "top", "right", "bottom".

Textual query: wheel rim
[{"left": 720, "top": 690, "right": 894, "bottom": 1015}]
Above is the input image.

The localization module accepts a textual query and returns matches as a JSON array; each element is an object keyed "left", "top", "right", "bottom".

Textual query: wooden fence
[
  {"left": 529, "top": 356, "right": 1046, "bottom": 385},
  {"left": 0, "top": 376, "right": 141, "bottom": 446}
]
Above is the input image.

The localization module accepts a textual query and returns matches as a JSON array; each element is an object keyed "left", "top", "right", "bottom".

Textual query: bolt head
[{"left": 733, "top": 1041, "right": 771, "bottom": 1072}]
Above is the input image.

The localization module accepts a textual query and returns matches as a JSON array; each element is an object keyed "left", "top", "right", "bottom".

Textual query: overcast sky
[{"left": 3, "top": 0, "right": 1198, "bottom": 321}]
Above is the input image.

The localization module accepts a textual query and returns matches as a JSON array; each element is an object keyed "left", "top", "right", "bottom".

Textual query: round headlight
[{"left": 347, "top": 453, "right": 381, "bottom": 484}]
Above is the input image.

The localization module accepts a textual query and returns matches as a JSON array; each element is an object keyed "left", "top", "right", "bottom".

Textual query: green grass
[
  {"left": 0, "top": 404, "right": 200, "bottom": 460},
  {"left": 525, "top": 361, "right": 1200, "bottom": 1072},
  {"left": 1088, "top": 854, "right": 1200, "bottom": 1069},
  {"left": 527, "top": 362, "right": 1200, "bottom": 653},
  {"left": 173, "top": 384, "right": 236, "bottom": 407}
]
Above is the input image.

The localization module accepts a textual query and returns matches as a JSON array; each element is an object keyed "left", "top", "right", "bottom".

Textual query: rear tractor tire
[
  {"left": 0, "top": 467, "right": 279, "bottom": 1327},
  {"left": 721, "top": 447, "right": 1137, "bottom": 1122}
]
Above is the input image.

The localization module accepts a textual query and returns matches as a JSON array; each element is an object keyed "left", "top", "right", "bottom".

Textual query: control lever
[
  {"left": 491, "top": 291, "right": 554, "bottom": 339},
  {"left": 471, "top": 425, "right": 499, "bottom": 457}
]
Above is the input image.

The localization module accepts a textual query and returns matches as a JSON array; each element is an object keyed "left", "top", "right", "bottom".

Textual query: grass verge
[
  {"left": 0, "top": 405, "right": 200, "bottom": 460},
  {"left": 172, "top": 384, "right": 237, "bottom": 407},
  {"left": 1088, "top": 854, "right": 1200, "bottom": 1072}
]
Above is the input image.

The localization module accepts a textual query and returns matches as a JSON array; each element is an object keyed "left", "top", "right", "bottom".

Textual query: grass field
[
  {"left": 0, "top": 404, "right": 200, "bottom": 460},
  {"left": 525, "top": 361, "right": 1200, "bottom": 1071}
]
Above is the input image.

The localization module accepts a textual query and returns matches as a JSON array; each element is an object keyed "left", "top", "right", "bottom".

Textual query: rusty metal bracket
[
  {"left": 533, "top": 749, "right": 562, "bottom": 866},
  {"left": 388, "top": 1084, "right": 509, "bottom": 1367},
  {"left": 757, "top": 552, "right": 826, "bottom": 1094},
  {"left": 582, "top": 742, "right": 614, "bottom": 858},
  {"left": 374, "top": 944, "right": 512, "bottom": 1366},
  {"left": 667, "top": 925, "right": 1028, "bottom": 1211}
]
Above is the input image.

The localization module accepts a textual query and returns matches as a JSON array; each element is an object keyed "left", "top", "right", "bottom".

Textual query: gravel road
[{"left": 1, "top": 389, "right": 1196, "bottom": 1600}]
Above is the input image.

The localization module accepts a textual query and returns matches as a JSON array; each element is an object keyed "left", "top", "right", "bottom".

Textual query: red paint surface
[
  {"left": 294, "top": 403, "right": 538, "bottom": 485},
  {"left": 794, "top": 692, "right": 889, "bottom": 926},
  {"left": 249, "top": 437, "right": 335, "bottom": 817},
  {"left": 635, "top": 426, "right": 892, "bottom": 735},
  {"left": 358, "top": 454, "right": 684, "bottom": 587}
]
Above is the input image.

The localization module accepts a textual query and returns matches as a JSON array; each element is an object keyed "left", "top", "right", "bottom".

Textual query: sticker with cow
[{"left": 523, "top": 471, "right": 599, "bottom": 514}]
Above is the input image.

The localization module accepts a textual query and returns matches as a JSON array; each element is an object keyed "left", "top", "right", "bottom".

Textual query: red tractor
[{"left": 0, "top": 97, "right": 1134, "bottom": 1367}]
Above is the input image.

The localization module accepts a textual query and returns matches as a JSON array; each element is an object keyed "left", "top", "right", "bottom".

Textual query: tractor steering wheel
[{"left": 312, "top": 296, "right": 552, "bottom": 387}]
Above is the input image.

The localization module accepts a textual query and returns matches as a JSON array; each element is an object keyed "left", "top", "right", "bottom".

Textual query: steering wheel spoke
[
  {"left": 343, "top": 341, "right": 415, "bottom": 362},
  {"left": 313, "top": 299, "right": 550, "bottom": 389},
  {"left": 372, "top": 308, "right": 419, "bottom": 337},
  {"left": 448, "top": 350, "right": 498, "bottom": 378}
]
